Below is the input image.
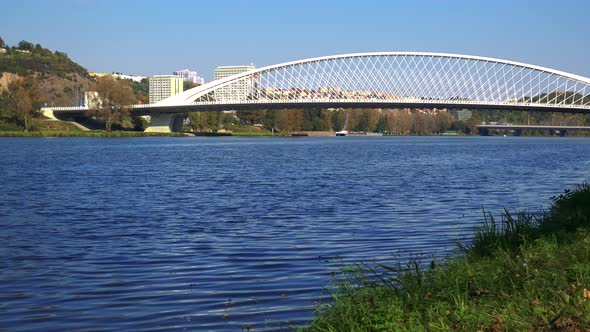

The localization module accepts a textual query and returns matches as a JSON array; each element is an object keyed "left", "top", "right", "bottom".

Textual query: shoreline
[
  {"left": 1, "top": 130, "right": 587, "bottom": 138},
  {"left": 0, "top": 130, "right": 187, "bottom": 138},
  {"left": 303, "top": 184, "right": 590, "bottom": 331}
]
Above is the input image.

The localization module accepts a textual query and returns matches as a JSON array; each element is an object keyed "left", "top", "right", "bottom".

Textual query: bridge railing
[
  {"left": 46, "top": 99, "right": 590, "bottom": 112},
  {"left": 184, "top": 98, "right": 590, "bottom": 110}
]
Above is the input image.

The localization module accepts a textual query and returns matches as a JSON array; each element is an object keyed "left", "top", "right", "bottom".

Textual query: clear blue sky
[{"left": 3, "top": 0, "right": 590, "bottom": 81}]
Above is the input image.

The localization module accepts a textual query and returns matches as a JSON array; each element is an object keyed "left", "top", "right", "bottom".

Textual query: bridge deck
[
  {"left": 477, "top": 125, "right": 590, "bottom": 131},
  {"left": 47, "top": 99, "right": 590, "bottom": 116}
]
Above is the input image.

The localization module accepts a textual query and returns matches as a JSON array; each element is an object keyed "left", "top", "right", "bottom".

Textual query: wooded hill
[{"left": 0, "top": 40, "right": 93, "bottom": 107}]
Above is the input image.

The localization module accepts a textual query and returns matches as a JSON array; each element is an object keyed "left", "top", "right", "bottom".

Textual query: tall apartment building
[
  {"left": 173, "top": 69, "right": 205, "bottom": 85},
  {"left": 149, "top": 75, "right": 184, "bottom": 104},
  {"left": 213, "top": 65, "right": 256, "bottom": 101}
]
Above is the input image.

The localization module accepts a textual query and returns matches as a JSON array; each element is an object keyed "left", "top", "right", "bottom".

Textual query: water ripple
[{"left": 0, "top": 136, "right": 589, "bottom": 331}]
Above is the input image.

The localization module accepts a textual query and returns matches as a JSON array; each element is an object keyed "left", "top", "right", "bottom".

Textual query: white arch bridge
[{"left": 49, "top": 52, "right": 590, "bottom": 132}]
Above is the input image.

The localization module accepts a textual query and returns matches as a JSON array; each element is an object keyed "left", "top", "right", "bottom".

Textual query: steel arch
[{"left": 156, "top": 52, "right": 590, "bottom": 110}]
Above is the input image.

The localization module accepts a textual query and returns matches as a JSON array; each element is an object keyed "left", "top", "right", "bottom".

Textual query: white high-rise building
[
  {"left": 173, "top": 69, "right": 205, "bottom": 85},
  {"left": 149, "top": 75, "right": 184, "bottom": 104},
  {"left": 213, "top": 65, "right": 256, "bottom": 101}
]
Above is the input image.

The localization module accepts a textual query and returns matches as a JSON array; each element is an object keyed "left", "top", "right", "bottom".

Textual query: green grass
[
  {"left": 304, "top": 184, "right": 590, "bottom": 331},
  {"left": 0, "top": 120, "right": 25, "bottom": 131},
  {"left": 231, "top": 130, "right": 274, "bottom": 137},
  {"left": 0, "top": 130, "right": 185, "bottom": 137},
  {"left": 459, "top": 209, "right": 540, "bottom": 258}
]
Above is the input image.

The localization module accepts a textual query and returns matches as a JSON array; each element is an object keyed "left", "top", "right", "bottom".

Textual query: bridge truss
[{"left": 157, "top": 52, "right": 590, "bottom": 112}]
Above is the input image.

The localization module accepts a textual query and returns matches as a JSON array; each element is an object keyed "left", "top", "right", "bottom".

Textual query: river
[{"left": 1, "top": 136, "right": 589, "bottom": 331}]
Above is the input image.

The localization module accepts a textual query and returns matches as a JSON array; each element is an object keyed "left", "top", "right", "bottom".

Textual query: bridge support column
[
  {"left": 144, "top": 113, "right": 185, "bottom": 133},
  {"left": 514, "top": 129, "right": 522, "bottom": 136}
]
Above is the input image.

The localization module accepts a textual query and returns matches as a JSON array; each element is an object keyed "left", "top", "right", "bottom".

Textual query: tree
[
  {"left": 188, "top": 112, "right": 207, "bottom": 131},
  {"left": 383, "top": 109, "right": 398, "bottom": 134},
  {"left": 91, "top": 76, "right": 135, "bottom": 132},
  {"left": 3, "top": 77, "right": 39, "bottom": 130},
  {"left": 375, "top": 114, "right": 388, "bottom": 133},
  {"left": 450, "top": 120, "right": 467, "bottom": 133},
  {"left": 17, "top": 40, "right": 34, "bottom": 51},
  {"left": 413, "top": 111, "right": 429, "bottom": 135},
  {"left": 364, "top": 109, "right": 380, "bottom": 132},
  {"left": 276, "top": 109, "right": 303, "bottom": 132},
  {"left": 0, "top": 36, "right": 5, "bottom": 48},
  {"left": 397, "top": 109, "right": 414, "bottom": 135},
  {"left": 332, "top": 109, "right": 348, "bottom": 132},
  {"left": 237, "top": 110, "right": 263, "bottom": 125},
  {"left": 464, "top": 117, "right": 480, "bottom": 135},
  {"left": 320, "top": 109, "right": 332, "bottom": 131},
  {"left": 262, "top": 109, "right": 278, "bottom": 130},
  {"left": 433, "top": 111, "right": 452, "bottom": 133},
  {"left": 131, "top": 79, "right": 149, "bottom": 104},
  {"left": 183, "top": 81, "right": 199, "bottom": 91}
]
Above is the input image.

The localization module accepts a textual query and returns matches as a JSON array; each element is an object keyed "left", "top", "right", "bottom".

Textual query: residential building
[
  {"left": 213, "top": 65, "right": 256, "bottom": 101},
  {"left": 112, "top": 72, "right": 146, "bottom": 82},
  {"left": 88, "top": 72, "right": 146, "bottom": 82},
  {"left": 449, "top": 109, "right": 473, "bottom": 121},
  {"left": 173, "top": 69, "right": 205, "bottom": 85},
  {"left": 149, "top": 75, "right": 184, "bottom": 104}
]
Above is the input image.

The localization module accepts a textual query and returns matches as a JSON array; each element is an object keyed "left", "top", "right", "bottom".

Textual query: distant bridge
[
  {"left": 46, "top": 52, "right": 590, "bottom": 132},
  {"left": 477, "top": 124, "right": 590, "bottom": 136}
]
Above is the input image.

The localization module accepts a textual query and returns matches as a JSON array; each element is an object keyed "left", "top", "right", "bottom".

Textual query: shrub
[
  {"left": 461, "top": 209, "right": 539, "bottom": 258},
  {"left": 541, "top": 182, "right": 590, "bottom": 234}
]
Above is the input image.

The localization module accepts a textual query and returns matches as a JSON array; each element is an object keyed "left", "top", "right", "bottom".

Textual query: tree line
[{"left": 188, "top": 108, "right": 481, "bottom": 135}]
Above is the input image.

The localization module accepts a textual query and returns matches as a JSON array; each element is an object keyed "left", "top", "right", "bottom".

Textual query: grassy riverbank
[
  {"left": 0, "top": 130, "right": 185, "bottom": 137},
  {"left": 0, "top": 119, "right": 186, "bottom": 137},
  {"left": 305, "top": 184, "right": 590, "bottom": 331}
]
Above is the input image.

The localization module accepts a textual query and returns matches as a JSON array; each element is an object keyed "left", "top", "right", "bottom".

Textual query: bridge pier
[
  {"left": 40, "top": 107, "right": 92, "bottom": 131},
  {"left": 144, "top": 113, "right": 185, "bottom": 133},
  {"left": 514, "top": 128, "right": 522, "bottom": 136}
]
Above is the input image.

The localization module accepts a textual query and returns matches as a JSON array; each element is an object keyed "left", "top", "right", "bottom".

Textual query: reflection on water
[{"left": 0, "top": 136, "right": 589, "bottom": 331}]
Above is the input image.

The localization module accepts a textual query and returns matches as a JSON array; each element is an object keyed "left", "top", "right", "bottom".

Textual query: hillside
[
  {"left": 0, "top": 40, "right": 94, "bottom": 107},
  {"left": 0, "top": 41, "right": 87, "bottom": 77}
]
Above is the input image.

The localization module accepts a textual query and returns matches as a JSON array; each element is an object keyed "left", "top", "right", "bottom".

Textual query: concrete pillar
[{"left": 144, "top": 113, "right": 184, "bottom": 133}]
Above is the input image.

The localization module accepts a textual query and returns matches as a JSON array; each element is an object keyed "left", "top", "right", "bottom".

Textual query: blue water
[{"left": 0, "top": 136, "right": 589, "bottom": 331}]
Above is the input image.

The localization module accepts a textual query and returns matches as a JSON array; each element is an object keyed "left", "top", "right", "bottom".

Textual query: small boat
[{"left": 336, "top": 130, "right": 383, "bottom": 137}]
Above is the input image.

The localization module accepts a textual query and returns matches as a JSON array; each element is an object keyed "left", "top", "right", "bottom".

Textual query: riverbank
[
  {"left": 305, "top": 184, "right": 590, "bottom": 331},
  {"left": 0, "top": 130, "right": 186, "bottom": 137},
  {"left": 0, "top": 118, "right": 186, "bottom": 137}
]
